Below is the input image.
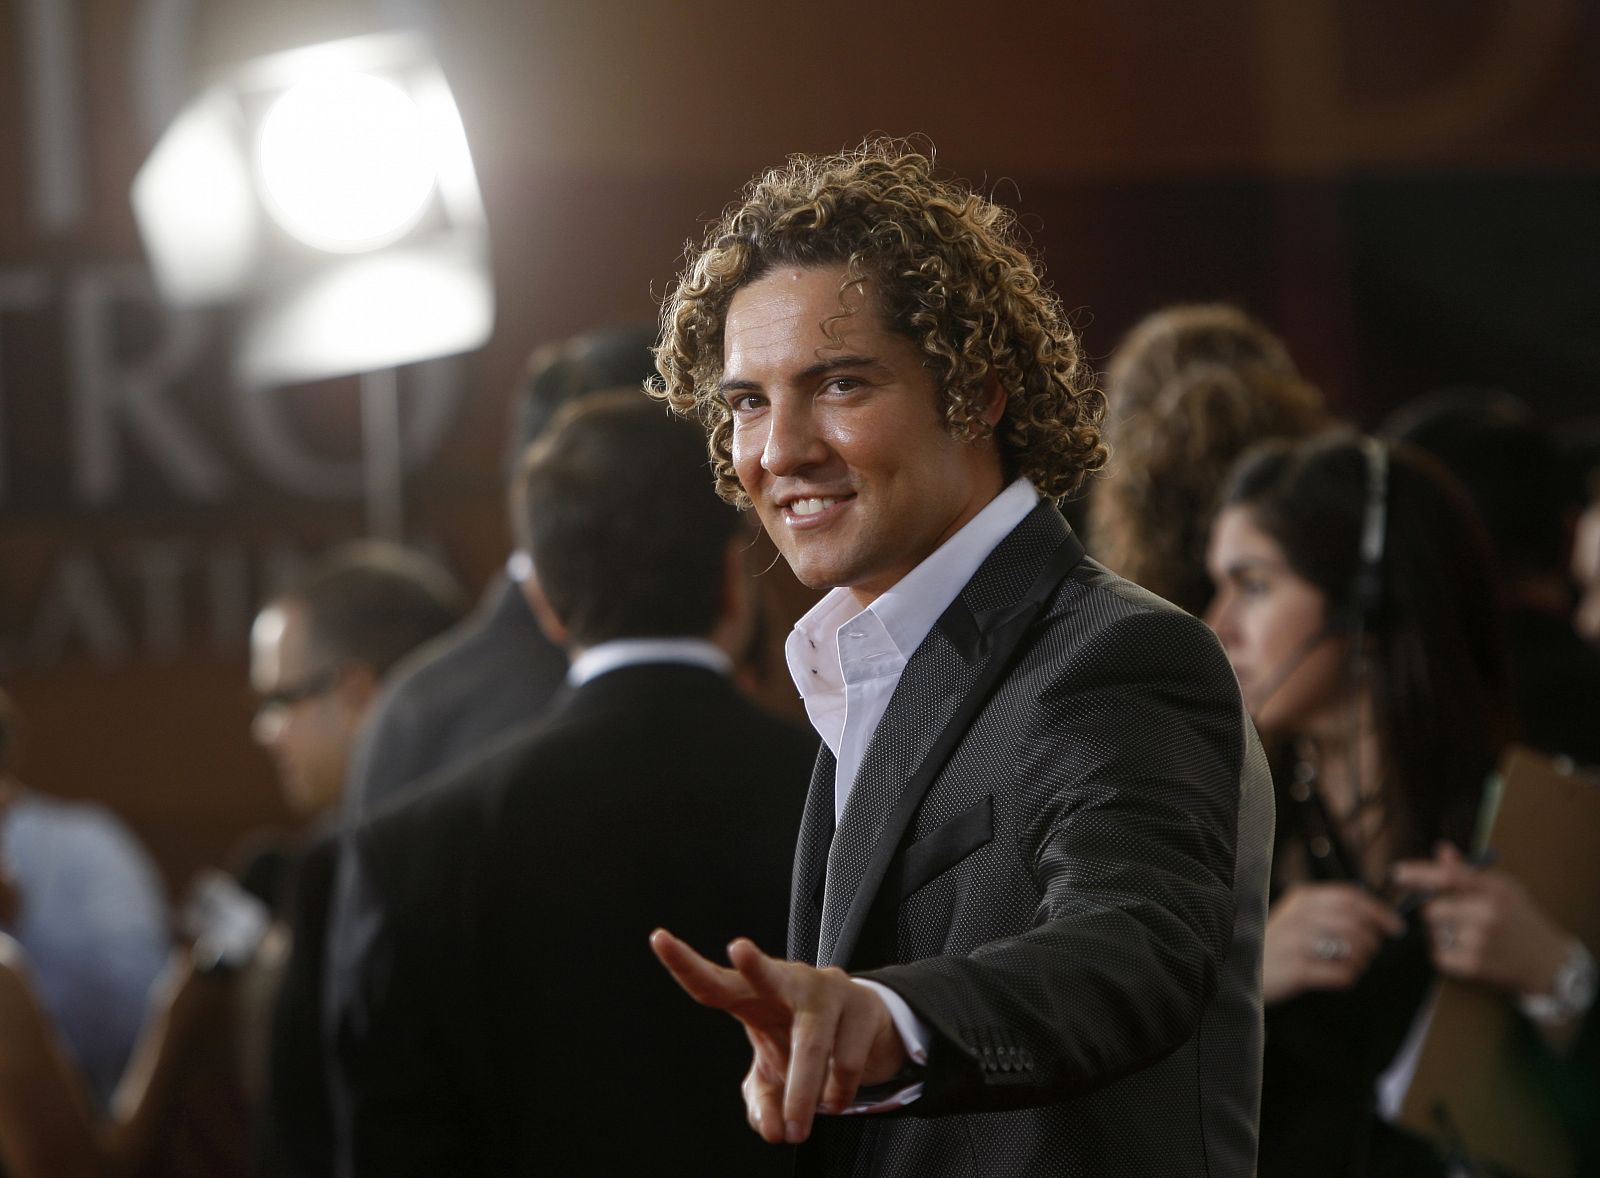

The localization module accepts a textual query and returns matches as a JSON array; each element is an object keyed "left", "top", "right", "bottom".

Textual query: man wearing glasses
[{"left": 249, "top": 543, "right": 462, "bottom": 819}]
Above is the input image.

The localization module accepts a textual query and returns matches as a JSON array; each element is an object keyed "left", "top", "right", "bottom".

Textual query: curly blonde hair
[
  {"left": 1089, "top": 304, "right": 1326, "bottom": 615},
  {"left": 651, "top": 139, "right": 1106, "bottom": 506}
]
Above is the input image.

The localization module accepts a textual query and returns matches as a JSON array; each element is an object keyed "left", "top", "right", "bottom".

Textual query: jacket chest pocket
[{"left": 895, "top": 794, "right": 994, "bottom": 901}]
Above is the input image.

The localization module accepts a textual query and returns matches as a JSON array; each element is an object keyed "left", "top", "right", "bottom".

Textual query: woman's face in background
[
  {"left": 1204, "top": 505, "right": 1348, "bottom": 739},
  {"left": 1572, "top": 495, "right": 1600, "bottom": 645}
]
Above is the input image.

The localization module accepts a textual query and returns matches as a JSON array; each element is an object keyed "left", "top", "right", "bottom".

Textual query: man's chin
[
  {"left": 282, "top": 780, "right": 332, "bottom": 820},
  {"left": 776, "top": 532, "right": 865, "bottom": 591},
  {"left": 785, "top": 555, "right": 852, "bottom": 593}
]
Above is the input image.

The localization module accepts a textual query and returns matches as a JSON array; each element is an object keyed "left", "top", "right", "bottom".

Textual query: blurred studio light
[
  {"left": 256, "top": 71, "right": 438, "bottom": 253},
  {"left": 131, "top": 31, "right": 493, "bottom": 387}
]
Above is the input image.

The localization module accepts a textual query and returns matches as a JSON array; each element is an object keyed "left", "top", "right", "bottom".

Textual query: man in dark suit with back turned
[
  {"left": 342, "top": 324, "right": 659, "bottom": 817},
  {"left": 650, "top": 141, "right": 1275, "bottom": 1177},
  {"left": 326, "top": 393, "right": 817, "bottom": 1176}
]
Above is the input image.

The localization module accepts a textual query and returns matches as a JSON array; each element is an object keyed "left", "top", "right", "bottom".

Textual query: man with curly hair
[{"left": 651, "top": 141, "right": 1272, "bottom": 1177}]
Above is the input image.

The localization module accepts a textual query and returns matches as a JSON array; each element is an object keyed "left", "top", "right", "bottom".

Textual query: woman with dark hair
[{"left": 1205, "top": 432, "right": 1596, "bottom": 1176}]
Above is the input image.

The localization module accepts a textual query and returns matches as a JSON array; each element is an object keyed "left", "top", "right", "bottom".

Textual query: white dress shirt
[{"left": 784, "top": 477, "right": 1040, "bottom": 1110}]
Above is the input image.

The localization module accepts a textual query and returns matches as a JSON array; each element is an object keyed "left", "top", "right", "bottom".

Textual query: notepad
[{"left": 1397, "top": 746, "right": 1600, "bottom": 1178}]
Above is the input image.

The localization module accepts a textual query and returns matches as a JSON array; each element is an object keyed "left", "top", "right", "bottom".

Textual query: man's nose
[{"left": 760, "top": 399, "right": 827, "bottom": 475}]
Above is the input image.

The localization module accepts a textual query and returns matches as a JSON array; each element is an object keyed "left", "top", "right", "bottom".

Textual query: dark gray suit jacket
[
  {"left": 792, "top": 503, "right": 1273, "bottom": 1177},
  {"left": 345, "top": 577, "right": 567, "bottom": 816}
]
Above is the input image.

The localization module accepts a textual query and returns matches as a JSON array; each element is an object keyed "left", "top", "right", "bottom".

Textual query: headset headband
[{"left": 1351, "top": 436, "right": 1389, "bottom": 619}]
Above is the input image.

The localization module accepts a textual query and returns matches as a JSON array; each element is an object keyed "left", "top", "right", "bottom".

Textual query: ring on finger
[{"left": 1311, "top": 935, "right": 1350, "bottom": 961}]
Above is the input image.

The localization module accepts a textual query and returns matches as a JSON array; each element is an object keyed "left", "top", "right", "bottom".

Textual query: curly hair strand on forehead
[{"left": 651, "top": 138, "right": 1107, "bottom": 507}]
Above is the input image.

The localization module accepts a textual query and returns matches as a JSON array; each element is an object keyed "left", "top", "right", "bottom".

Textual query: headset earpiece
[{"left": 1348, "top": 438, "right": 1389, "bottom": 625}]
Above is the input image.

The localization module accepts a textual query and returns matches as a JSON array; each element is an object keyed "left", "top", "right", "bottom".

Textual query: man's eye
[
  {"left": 1239, "top": 576, "right": 1269, "bottom": 598},
  {"left": 728, "top": 393, "right": 763, "bottom": 413},
  {"left": 827, "top": 378, "right": 862, "bottom": 394}
]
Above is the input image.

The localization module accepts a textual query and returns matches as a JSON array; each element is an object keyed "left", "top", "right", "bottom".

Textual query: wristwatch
[{"left": 1518, "top": 938, "right": 1598, "bottom": 1028}]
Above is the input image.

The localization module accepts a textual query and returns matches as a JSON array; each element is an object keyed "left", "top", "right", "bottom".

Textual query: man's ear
[
  {"left": 334, "top": 663, "right": 380, "bottom": 728},
  {"left": 979, "top": 370, "right": 1007, "bottom": 430},
  {"left": 520, "top": 570, "right": 571, "bottom": 649},
  {"left": 710, "top": 533, "right": 756, "bottom": 662}
]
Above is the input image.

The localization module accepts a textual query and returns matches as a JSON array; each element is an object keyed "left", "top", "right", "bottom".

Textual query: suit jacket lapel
[
  {"left": 788, "top": 747, "right": 835, "bottom": 965},
  {"left": 816, "top": 504, "right": 1085, "bottom": 969},
  {"left": 816, "top": 614, "right": 979, "bottom": 967}
]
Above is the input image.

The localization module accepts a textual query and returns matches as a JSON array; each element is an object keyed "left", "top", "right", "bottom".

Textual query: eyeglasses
[
  {"left": 251, "top": 666, "right": 342, "bottom": 739},
  {"left": 255, "top": 666, "right": 342, "bottom": 712}
]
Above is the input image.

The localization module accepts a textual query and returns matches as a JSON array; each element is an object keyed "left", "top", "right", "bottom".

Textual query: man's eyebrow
[
  {"left": 799, "top": 354, "right": 882, "bottom": 380},
  {"left": 718, "top": 354, "right": 885, "bottom": 397}
]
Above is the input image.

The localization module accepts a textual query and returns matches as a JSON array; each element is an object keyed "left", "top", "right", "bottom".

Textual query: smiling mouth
[{"left": 788, "top": 497, "right": 841, "bottom": 517}]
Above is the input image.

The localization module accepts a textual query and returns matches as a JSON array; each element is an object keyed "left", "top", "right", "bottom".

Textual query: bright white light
[{"left": 256, "top": 72, "right": 437, "bottom": 253}]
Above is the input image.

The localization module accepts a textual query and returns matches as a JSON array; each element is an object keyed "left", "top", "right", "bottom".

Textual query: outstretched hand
[{"left": 649, "top": 929, "right": 906, "bottom": 1145}]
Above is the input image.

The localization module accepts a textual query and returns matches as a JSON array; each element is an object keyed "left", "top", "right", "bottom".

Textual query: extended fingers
[
  {"left": 649, "top": 928, "right": 752, "bottom": 1011},
  {"left": 698, "top": 942, "right": 904, "bottom": 1144},
  {"left": 726, "top": 948, "right": 873, "bottom": 1143}
]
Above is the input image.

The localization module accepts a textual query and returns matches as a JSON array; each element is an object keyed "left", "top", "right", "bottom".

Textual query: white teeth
[{"left": 789, "top": 497, "right": 836, "bottom": 517}]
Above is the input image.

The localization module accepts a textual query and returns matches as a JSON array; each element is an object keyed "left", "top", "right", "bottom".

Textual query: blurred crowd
[{"left": 0, "top": 304, "right": 1596, "bottom": 1177}]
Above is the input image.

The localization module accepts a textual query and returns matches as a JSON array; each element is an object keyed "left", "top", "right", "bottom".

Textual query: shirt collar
[
  {"left": 788, "top": 477, "right": 1040, "bottom": 697},
  {"left": 567, "top": 637, "right": 731, "bottom": 687}
]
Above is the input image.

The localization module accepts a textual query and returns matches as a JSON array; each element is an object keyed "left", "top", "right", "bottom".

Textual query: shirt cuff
[{"left": 840, "top": 979, "right": 929, "bottom": 1113}]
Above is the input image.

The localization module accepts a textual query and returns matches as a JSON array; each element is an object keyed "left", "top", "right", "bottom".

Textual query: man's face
[
  {"left": 249, "top": 602, "right": 354, "bottom": 817},
  {"left": 721, "top": 264, "right": 1005, "bottom": 608}
]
